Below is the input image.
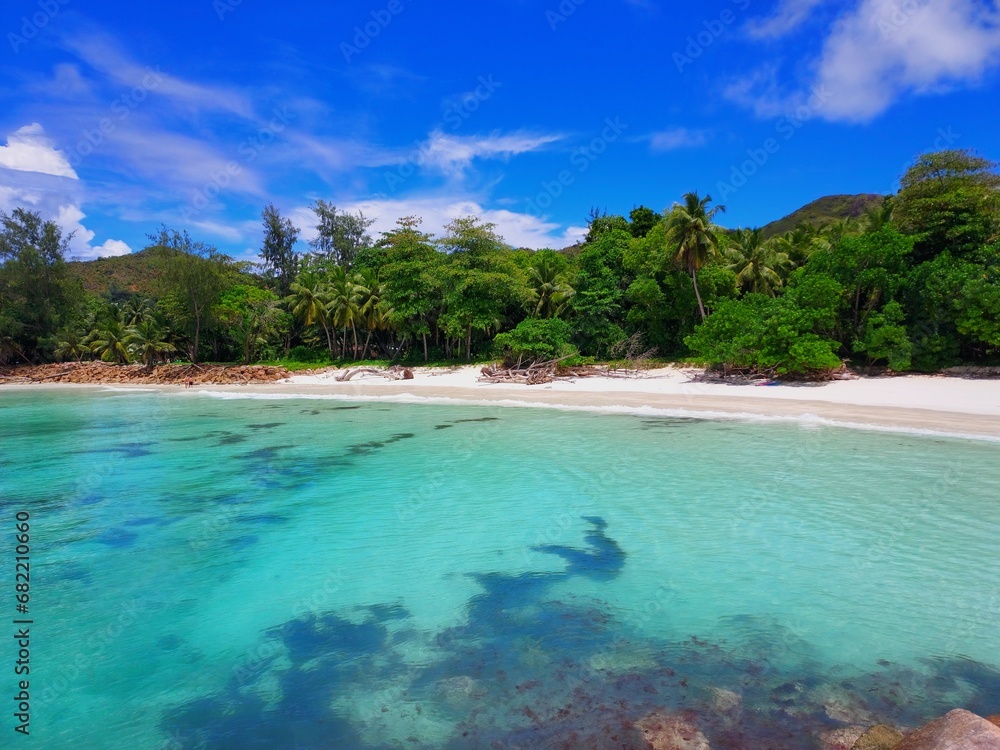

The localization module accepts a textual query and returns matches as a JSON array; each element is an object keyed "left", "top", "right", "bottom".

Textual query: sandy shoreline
[{"left": 6, "top": 366, "right": 1000, "bottom": 440}]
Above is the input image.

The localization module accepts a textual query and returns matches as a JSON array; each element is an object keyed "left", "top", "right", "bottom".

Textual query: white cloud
[
  {"left": 0, "top": 124, "right": 78, "bottom": 179},
  {"left": 722, "top": 64, "right": 798, "bottom": 119},
  {"left": 417, "top": 131, "right": 564, "bottom": 177},
  {"left": 733, "top": 0, "right": 1000, "bottom": 122},
  {"left": 0, "top": 155, "right": 129, "bottom": 260},
  {"left": 648, "top": 128, "right": 708, "bottom": 152},
  {"left": 92, "top": 239, "right": 132, "bottom": 257},
  {"left": 284, "top": 129, "right": 564, "bottom": 184},
  {"left": 55, "top": 204, "right": 132, "bottom": 260},
  {"left": 745, "top": 0, "right": 828, "bottom": 39},
  {"left": 291, "top": 196, "right": 585, "bottom": 250},
  {"left": 814, "top": 0, "right": 1000, "bottom": 121}
]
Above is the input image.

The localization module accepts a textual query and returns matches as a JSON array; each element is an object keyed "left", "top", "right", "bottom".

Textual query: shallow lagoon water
[{"left": 2, "top": 389, "right": 999, "bottom": 749}]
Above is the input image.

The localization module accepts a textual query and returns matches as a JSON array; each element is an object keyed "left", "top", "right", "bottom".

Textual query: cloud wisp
[{"left": 733, "top": 0, "right": 1000, "bottom": 122}]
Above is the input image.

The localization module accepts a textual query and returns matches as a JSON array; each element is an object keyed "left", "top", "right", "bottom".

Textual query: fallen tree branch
[{"left": 336, "top": 366, "right": 414, "bottom": 382}]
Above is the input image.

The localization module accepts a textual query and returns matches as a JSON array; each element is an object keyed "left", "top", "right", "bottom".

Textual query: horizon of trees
[{"left": 1, "top": 148, "right": 998, "bottom": 377}]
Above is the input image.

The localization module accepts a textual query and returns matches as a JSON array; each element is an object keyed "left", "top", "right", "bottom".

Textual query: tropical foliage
[{"left": 2, "top": 148, "right": 998, "bottom": 378}]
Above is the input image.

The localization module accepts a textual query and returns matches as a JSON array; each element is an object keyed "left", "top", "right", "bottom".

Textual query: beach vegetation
[{"left": 2, "top": 148, "right": 998, "bottom": 378}]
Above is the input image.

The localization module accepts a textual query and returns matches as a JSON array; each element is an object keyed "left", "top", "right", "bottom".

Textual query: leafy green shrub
[
  {"left": 853, "top": 301, "right": 912, "bottom": 370},
  {"left": 493, "top": 318, "right": 577, "bottom": 364},
  {"left": 685, "top": 275, "right": 844, "bottom": 378}
]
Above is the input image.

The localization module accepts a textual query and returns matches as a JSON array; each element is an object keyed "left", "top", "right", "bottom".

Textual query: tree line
[{"left": 0, "top": 148, "right": 997, "bottom": 376}]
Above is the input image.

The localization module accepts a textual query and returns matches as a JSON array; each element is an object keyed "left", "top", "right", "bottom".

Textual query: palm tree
[
  {"left": 88, "top": 318, "right": 131, "bottom": 364},
  {"left": 354, "top": 269, "right": 392, "bottom": 360},
  {"left": 726, "top": 229, "right": 791, "bottom": 297},
  {"left": 773, "top": 224, "right": 827, "bottom": 265},
  {"left": 863, "top": 198, "right": 894, "bottom": 232},
  {"left": 125, "top": 320, "right": 176, "bottom": 370},
  {"left": 326, "top": 265, "right": 361, "bottom": 360},
  {"left": 285, "top": 272, "right": 334, "bottom": 356},
  {"left": 665, "top": 192, "right": 726, "bottom": 321},
  {"left": 53, "top": 325, "right": 89, "bottom": 362},
  {"left": 120, "top": 297, "right": 156, "bottom": 326},
  {"left": 0, "top": 335, "right": 30, "bottom": 365},
  {"left": 820, "top": 217, "right": 861, "bottom": 245},
  {"left": 527, "top": 256, "right": 575, "bottom": 318}
]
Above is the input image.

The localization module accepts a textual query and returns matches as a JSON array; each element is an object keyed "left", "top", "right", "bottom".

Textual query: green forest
[{"left": 1, "top": 148, "right": 998, "bottom": 377}]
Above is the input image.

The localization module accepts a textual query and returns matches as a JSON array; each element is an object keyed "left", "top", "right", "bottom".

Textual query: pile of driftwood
[
  {"left": 694, "top": 362, "right": 855, "bottom": 383},
  {"left": 479, "top": 357, "right": 614, "bottom": 385},
  {"left": 334, "top": 365, "right": 414, "bottom": 382},
  {"left": 480, "top": 361, "right": 560, "bottom": 385}
]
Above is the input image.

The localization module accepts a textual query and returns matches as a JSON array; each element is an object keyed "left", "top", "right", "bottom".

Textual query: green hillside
[
  {"left": 67, "top": 247, "right": 167, "bottom": 297},
  {"left": 760, "top": 194, "right": 886, "bottom": 238}
]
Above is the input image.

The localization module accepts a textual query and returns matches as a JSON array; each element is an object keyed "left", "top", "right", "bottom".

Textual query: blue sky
[{"left": 2, "top": 0, "right": 999, "bottom": 260}]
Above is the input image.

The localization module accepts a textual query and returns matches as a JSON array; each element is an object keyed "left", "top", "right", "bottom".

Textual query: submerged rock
[
  {"left": 708, "top": 687, "right": 742, "bottom": 726},
  {"left": 988, "top": 716, "right": 1000, "bottom": 729},
  {"left": 819, "top": 725, "right": 866, "bottom": 750},
  {"left": 816, "top": 684, "right": 879, "bottom": 725},
  {"left": 435, "top": 675, "right": 485, "bottom": 706},
  {"left": 895, "top": 709, "right": 1000, "bottom": 750},
  {"left": 852, "top": 724, "right": 905, "bottom": 750},
  {"left": 708, "top": 687, "right": 741, "bottom": 715},
  {"left": 635, "top": 711, "right": 711, "bottom": 750}
]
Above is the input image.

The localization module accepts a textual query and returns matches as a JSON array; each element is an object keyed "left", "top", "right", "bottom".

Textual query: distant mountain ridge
[{"left": 759, "top": 194, "right": 886, "bottom": 238}]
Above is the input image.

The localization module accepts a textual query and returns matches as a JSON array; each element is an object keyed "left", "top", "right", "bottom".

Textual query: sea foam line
[{"left": 187, "top": 389, "right": 1000, "bottom": 444}]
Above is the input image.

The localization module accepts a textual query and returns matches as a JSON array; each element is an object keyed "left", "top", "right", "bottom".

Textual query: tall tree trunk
[
  {"left": 360, "top": 330, "right": 373, "bottom": 361},
  {"left": 422, "top": 332, "right": 428, "bottom": 362},
  {"left": 691, "top": 269, "right": 706, "bottom": 321},
  {"left": 321, "top": 319, "right": 334, "bottom": 357},
  {"left": 352, "top": 324, "right": 359, "bottom": 360},
  {"left": 466, "top": 324, "right": 472, "bottom": 361}
]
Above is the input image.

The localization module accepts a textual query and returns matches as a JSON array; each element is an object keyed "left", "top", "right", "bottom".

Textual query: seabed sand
[{"left": 12, "top": 365, "right": 1000, "bottom": 440}]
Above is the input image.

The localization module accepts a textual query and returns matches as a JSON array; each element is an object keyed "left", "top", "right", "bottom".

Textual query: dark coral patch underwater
[{"left": 160, "top": 519, "right": 1000, "bottom": 749}]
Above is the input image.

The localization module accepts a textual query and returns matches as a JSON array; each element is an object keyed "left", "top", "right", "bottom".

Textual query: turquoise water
[{"left": 1, "top": 389, "right": 999, "bottom": 749}]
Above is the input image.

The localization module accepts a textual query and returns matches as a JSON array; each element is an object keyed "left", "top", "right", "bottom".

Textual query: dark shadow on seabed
[{"left": 160, "top": 517, "right": 1000, "bottom": 749}]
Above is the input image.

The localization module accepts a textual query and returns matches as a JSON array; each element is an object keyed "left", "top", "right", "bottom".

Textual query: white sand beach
[
  {"left": 270, "top": 366, "right": 1000, "bottom": 440},
  {"left": 10, "top": 366, "right": 1000, "bottom": 439}
]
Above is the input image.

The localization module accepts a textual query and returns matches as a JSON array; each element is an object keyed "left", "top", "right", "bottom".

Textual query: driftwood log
[
  {"left": 480, "top": 362, "right": 557, "bottom": 385},
  {"left": 335, "top": 366, "right": 414, "bottom": 382},
  {"left": 479, "top": 356, "right": 610, "bottom": 385}
]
